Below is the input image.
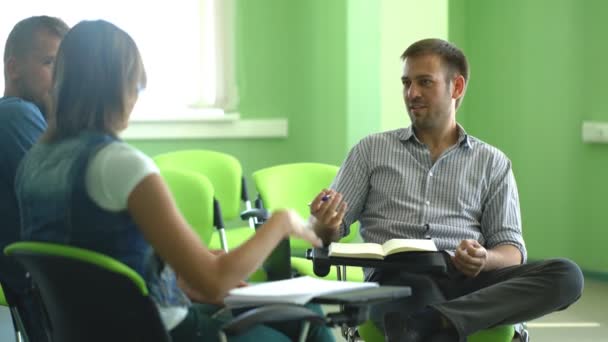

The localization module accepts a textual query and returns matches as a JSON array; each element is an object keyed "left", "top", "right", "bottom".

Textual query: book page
[
  {"left": 382, "top": 239, "right": 438, "bottom": 256},
  {"left": 223, "top": 276, "right": 378, "bottom": 307},
  {"left": 328, "top": 242, "right": 386, "bottom": 259}
]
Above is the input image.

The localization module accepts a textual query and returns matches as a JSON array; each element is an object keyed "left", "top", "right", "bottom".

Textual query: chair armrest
[
  {"left": 213, "top": 199, "right": 225, "bottom": 229},
  {"left": 239, "top": 208, "right": 269, "bottom": 223},
  {"left": 220, "top": 304, "right": 325, "bottom": 337}
]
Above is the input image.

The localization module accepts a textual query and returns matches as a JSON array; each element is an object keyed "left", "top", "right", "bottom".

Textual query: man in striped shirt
[{"left": 310, "top": 38, "right": 583, "bottom": 342}]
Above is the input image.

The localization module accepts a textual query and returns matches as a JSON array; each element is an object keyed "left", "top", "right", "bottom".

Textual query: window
[{"left": 0, "top": 0, "right": 237, "bottom": 119}]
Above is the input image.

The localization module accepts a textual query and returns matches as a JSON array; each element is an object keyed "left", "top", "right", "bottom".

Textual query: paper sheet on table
[{"left": 224, "top": 276, "right": 378, "bottom": 307}]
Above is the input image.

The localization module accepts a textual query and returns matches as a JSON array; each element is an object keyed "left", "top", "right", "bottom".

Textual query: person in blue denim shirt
[
  {"left": 0, "top": 16, "right": 69, "bottom": 341},
  {"left": 15, "top": 20, "right": 334, "bottom": 342}
]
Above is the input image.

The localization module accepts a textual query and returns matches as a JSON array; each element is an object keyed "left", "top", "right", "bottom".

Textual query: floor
[
  {"left": 329, "top": 277, "right": 608, "bottom": 342},
  {"left": 0, "top": 278, "right": 605, "bottom": 341},
  {"left": 522, "top": 278, "right": 607, "bottom": 342}
]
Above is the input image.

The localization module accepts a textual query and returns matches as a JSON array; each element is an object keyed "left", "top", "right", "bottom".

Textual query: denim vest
[{"left": 16, "top": 132, "right": 190, "bottom": 308}]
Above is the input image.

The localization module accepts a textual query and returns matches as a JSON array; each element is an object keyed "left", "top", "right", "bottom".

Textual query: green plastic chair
[
  {"left": 160, "top": 168, "right": 216, "bottom": 245},
  {"left": 356, "top": 311, "right": 516, "bottom": 342},
  {"left": 252, "top": 163, "right": 363, "bottom": 282},
  {"left": 154, "top": 150, "right": 255, "bottom": 250},
  {"left": 4, "top": 241, "right": 170, "bottom": 342},
  {"left": 159, "top": 167, "right": 266, "bottom": 282},
  {"left": 252, "top": 163, "right": 358, "bottom": 255}
]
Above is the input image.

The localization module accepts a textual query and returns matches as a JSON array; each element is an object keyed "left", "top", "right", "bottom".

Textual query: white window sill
[{"left": 121, "top": 112, "right": 288, "bottom": 140}]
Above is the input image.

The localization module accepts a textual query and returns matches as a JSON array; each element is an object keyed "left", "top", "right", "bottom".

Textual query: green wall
[
  {"left": 346, "top": 0, "right": 381, "bottom": 147},
  {"left": 380, "top": 0, "right": 448, "bottom": 132},
  {"left": 130, "top": 0, "right": 351, "bottom": 177},
  {"left": 449, "top": 0, "right": 608, "bottom": 273},
  {"left": 130, "top": 0, "right": 447, "bottom": 182},
  {"left": 346, "top": 0, "right": 449, "bottom": 144}
]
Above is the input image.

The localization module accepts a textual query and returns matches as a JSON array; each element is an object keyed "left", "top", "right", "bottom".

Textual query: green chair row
[
  {"left": 158, "top": 167, "right": 267, "bottom": 282},
  {"left": 153, "top": 151, "right": 360, "bottom": 253},
  {"left": 153, "top": 150, "right": 363, "bottom": 282},
  {"left": 154, "top": 150, "right": 256, "bottom": 251}
]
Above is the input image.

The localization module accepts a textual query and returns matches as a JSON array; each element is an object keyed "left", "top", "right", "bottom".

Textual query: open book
[
  {"left": 223, "top": 276, "right": 378, "bottom": 308},
  {"left": 328, "top": 239, "right": 437, "bottom": 260}
]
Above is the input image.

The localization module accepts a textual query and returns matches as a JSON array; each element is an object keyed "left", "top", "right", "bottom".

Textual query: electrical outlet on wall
[{"left": 582, "top": 121, "right": 608, "bottom": 143}]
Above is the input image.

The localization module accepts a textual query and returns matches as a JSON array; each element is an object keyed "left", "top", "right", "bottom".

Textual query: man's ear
[
  {"left": 451, "top": 74, "right": 466, "bottom": 101},
  {"left": 5, "top": 56, "right": 21, "bottom": 82}
]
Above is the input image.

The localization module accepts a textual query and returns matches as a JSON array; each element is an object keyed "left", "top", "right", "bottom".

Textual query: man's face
[
  {"left": 12, "top": 29, "right": 61, "bottom": 116},
  {"left": 401, "top": 54, "right": 456, "bottom": 131}
]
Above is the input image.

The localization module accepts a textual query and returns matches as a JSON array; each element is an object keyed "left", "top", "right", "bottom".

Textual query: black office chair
[
  {"left": 4, "top": 241, "right": 171, "bottom": 342},
  {"left": 5, "top": 241, "right": 363, "bottom": 342}
]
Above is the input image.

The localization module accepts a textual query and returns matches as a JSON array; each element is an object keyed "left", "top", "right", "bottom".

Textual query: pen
[{"left": 307, "top": 195, "right": 331, "bottom": 207}]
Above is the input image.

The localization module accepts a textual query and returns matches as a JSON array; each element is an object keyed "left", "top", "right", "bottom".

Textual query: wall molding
[
  {"left": 583, "top": 269, "right": 608, "bottom": 282},
  {"left": 121, "top": 113, "right": 288, "bottom": 140}
]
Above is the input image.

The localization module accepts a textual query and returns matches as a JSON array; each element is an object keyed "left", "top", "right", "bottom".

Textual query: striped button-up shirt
[{"left": 332, "top": 125, "right": 526, "bottom": 264}]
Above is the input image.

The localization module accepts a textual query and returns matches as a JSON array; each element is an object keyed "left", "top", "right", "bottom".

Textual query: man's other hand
[{"left": 452, "top": 239, "right": 487, "bottom": 277}]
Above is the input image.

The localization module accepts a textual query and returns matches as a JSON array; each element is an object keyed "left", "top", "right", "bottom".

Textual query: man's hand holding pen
[{"left": 309, "top": 189, "right": 347, "bottom": 245}]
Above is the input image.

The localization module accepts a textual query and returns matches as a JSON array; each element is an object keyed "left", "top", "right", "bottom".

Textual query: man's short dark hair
[
  {"left": 401, "top": 38, "right": 469, "bottom": 108},
  {"left": 4, "top": 16, "right": 69, "bottom": 63}
]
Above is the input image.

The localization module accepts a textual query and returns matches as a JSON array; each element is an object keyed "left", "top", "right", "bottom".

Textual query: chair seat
[
  {"left": 357, "top": 319, "right": 515, "bottom": 342},
  {"left": 468, "top": 325, "right": 515, "bottom": 342}
]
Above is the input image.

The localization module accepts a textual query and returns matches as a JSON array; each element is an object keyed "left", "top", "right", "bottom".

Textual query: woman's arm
[{"left": 128, "top": 173, "right": 320, "bottom": 300}]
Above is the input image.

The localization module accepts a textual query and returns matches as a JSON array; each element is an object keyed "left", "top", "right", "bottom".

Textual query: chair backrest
[
  {"left": 160, "top": 167, "right": 216, "bottom": 245},
  {"left": 252, "top": 163, "right": 339, "bottom": 219},
  {"left": 4, "top": 241, "right": 171, "bottom": 342},
  {"left": 154, "top": 150, "right": 245, "bottom": 222},
  {"left": 252, "top": 163, "right": 343, "bottom": 255}
]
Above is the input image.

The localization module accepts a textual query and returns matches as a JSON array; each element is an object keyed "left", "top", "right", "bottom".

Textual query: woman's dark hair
[{"left": 44, "top": 20, "right": 146, "bottom": 142}]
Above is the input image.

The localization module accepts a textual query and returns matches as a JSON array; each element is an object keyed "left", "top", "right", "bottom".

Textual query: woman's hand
[{"left": 267, "top": 209, "right": 323, "bottom": 247}]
